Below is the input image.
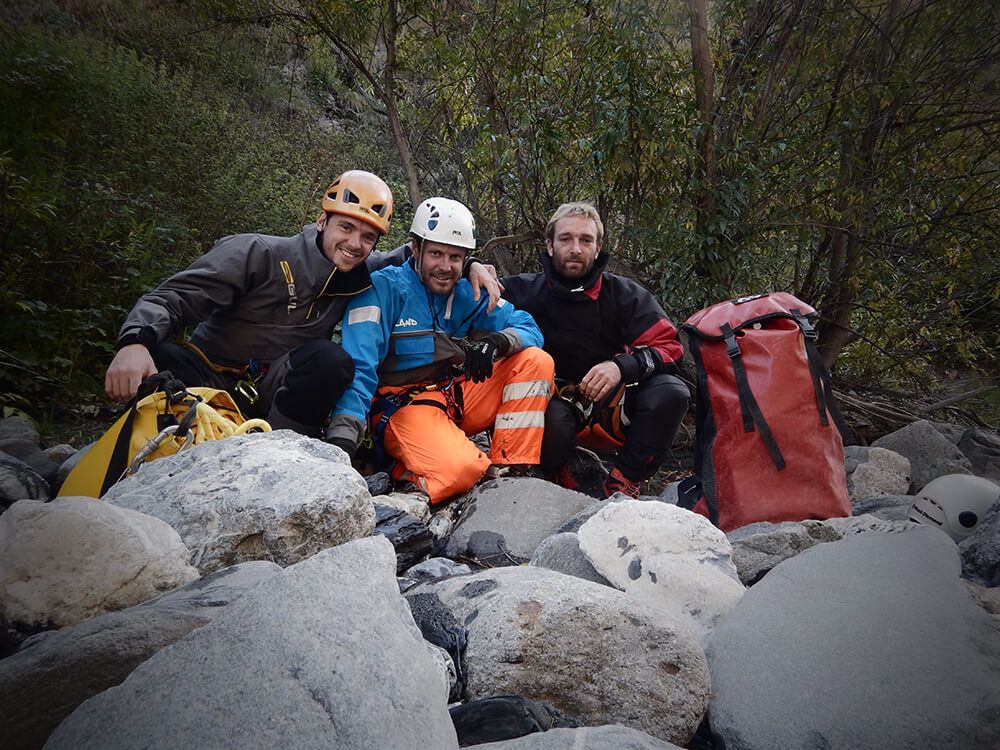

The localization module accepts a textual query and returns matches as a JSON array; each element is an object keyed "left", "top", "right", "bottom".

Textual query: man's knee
[
  {"left": 270, "top": 340, "right": 354, "bottom": 431},
  {"left": 632, "top": 373, "right": 690, "bottom": 418},
  {"left": 540, "top": 398, "right": 579, "bottom": 475},
  {"left": 287, "top": 339, "right": 355, "bottom": 392},
  {"left": 508, "top": 346, "right": 555, "bottom": 380}
]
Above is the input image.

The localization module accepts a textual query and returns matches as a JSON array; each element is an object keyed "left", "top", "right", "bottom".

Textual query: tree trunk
[
  {"left": 688, "top": 0, "right": 723, "bottom": 296},
  {"left": 383, "top": 0, "right": 420, "bottom": 206},
  {"left": 816, "top": 0, "right": 901, "bottom": 370}
]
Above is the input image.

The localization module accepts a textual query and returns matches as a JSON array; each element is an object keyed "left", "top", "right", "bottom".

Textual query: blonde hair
[{"left": 545, "top": 202, "right": 604, "bottom": 245}]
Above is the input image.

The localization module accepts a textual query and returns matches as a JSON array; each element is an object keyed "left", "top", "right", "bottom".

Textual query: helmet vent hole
[
  {"left": 343, "top": 189, "right": 360, "bottom": 204},
  {"left": 428, "top": 219, "right": 439, "bottom": 230},
  {"left": 327, "top": 191, "right": 337, "bottom": 201},
  {"left": 372, "top": 204, "right": 386, "bottom": 216},
  {"left": 959, "top": 511, "right": 978, "bottom": 528}
]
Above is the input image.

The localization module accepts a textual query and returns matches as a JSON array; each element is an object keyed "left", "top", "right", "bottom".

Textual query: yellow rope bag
[{"left": 59, "top": 373, "right": 269, "bottom": 498}]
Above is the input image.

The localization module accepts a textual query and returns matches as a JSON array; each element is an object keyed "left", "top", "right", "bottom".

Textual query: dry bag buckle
[
  {"left": 789, "top": 309, "right": 818, "bottom": 340},
  {"left": 122, "top": 425, "right": 195, "bottom": 480}
]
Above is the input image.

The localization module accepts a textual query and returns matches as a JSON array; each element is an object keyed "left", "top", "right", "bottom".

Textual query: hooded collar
[{"left": 539, "top": 250, "right": 608, "bottom": 300}]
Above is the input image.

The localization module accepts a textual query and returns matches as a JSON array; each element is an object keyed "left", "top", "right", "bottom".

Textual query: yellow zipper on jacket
[{"left": 305, "top": 266, "right": 372, "bottom": 319}]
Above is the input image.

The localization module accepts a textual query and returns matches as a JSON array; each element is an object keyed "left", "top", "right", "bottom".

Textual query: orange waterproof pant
[{"left": 382, "top": 347, "right": 554, "bottom": 504}]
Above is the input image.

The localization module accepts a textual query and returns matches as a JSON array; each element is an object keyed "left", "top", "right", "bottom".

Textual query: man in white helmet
[{"left": 327, "top": 197, "right": 554, "bottom": 503}]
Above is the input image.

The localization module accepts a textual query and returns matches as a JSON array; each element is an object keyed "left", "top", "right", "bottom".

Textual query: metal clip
[
  {"left": 122, "top": 425, "right": 195, "bottom": 479},
  {"left": 234, "top": 379, "right": 260, "bottom": 404}
]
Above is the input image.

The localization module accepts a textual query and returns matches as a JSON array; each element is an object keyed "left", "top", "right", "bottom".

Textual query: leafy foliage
[
  {"left": 0, "top": 0, "right": 996, "bottom": 428},
  {"left": 0, "top": 0, "right": 397, "bottom": 417}
]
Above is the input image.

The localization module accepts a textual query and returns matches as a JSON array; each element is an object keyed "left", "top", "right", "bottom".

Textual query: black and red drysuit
[{"left": 500, "top": 252, "right": 690, "bottom": 482}]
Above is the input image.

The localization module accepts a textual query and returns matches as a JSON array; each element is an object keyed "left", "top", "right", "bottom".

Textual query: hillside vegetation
[{"left": 2, "top": 0, "right": 997, "bottom": 430}]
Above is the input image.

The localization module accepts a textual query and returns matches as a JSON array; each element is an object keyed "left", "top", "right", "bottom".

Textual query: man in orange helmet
[{"left": 105, "top": 170, "right": 499, "bottom": 436}]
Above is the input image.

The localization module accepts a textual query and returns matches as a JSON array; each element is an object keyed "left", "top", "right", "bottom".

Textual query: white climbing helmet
[
  {"left": 909, "top": 474, "right": 999, "bottom": 542},
  {"left": 410, "top": 197, "right": 477, "bottom": 250}
]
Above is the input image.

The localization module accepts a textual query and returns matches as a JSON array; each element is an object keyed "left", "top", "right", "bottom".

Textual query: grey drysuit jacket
[{"left": 117, "top": 224, "right": 407, "bottom": 369}]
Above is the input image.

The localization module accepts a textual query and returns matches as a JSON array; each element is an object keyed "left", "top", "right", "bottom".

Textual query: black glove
[{"left": 463, "top": 334, "right": 509, "bottom": 383}]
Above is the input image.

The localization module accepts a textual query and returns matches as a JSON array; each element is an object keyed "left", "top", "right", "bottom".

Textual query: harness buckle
[{"left": 234, "top": 379, "right": 260, "bottom": 404}]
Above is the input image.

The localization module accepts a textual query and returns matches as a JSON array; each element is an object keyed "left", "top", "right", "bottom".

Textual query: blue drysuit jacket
[{"left": 327, "top": 259, "right": 544, "bottom": 446}]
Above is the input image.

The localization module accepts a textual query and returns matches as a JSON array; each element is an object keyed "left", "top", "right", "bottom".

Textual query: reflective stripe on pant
[{"left": 384, "top": 347, "right": 554, "bottom": 504}]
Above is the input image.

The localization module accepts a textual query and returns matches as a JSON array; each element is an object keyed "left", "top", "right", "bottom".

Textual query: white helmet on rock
[
  {"left": 909, "top": 474, "right": 999, "bottom": 542},
  {"left": 410, "top": 197, "right": 477, "bottom": 250}
]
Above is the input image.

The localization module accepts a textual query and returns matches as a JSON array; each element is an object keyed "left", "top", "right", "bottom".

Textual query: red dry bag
[{"left": 681, "top": 292, "right": 852, "bottom": 531}]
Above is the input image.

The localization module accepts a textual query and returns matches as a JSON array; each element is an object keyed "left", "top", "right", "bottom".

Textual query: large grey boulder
[
  {"left": 577, "top": 500, "right": 744, "bottom": 639},
  {"left": 424, "top": 566, "right": 710, "bottom": 745},
  {"left": 960, "top": 500, "right": 1000, "bottom": 587},
  {"left": 0, "top": 562, "right": 279, "bottom": 750},
  {"left": 103, "top": 430, "right": 374, "bottom": 573},
  {"left": 933, "top": 423, "right": 1000, "bottom": 481},
  {"left": 0, "top": 439, "right": 60, "bottom": 487},
  {"left": 0, "top": 454, "right": 50, "bottom": 508},
  {"left": 444, "top": 478, "right": 597, "bottom": 565},
  {"left": 706, "top": 528, "right": 1000, "bottom": 749},
  {"left": 727, "top": 519, "right": 840, "bottom": 586},
  {"left": 467, "top": 724, "right": 682, "bottom": 749},
  {"left": 45, "top": 537, "right": 459, "bottom": 749},
  {"left": 0, "top": 497, "right": 198, "bottom": 628},
  {"left": 530, "top": 532, "right": 611, "bottom": 586},
  {"left": 844, "top": 445, "right": 911, "bottom": 501},
  {"left": 872, "top": 419, "right": 974, "bottom": 491},
  {"left": 0, "top": 416, "right": 40, "bottom": 444},
  {"left": 958, "top": 428, "right": 1000, "bottom": 481}
]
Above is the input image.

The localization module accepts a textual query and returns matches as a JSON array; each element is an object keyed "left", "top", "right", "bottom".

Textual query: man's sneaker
[{"left": 602, "top": 467, "right": 641, "bottom": 499}]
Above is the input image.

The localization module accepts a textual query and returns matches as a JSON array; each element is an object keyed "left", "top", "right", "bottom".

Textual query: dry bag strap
[
  {"left": 102, "top": 371, "right": 187, "bottom": 496},
  {"left": 788, "top": 310, "right": 829, "bottom": 427},
  {"left": 789, "top": 309, "right": 855, "bottom": 445},
  {"left": 720, "top": 324, "right": 785, "bottom": 470}
]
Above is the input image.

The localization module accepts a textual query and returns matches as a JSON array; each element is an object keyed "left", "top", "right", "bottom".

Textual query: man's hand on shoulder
[
  {"left": 579, "top": 361, "right": 622, "bottom": 403},
  {"left": 105, "top": 344, "right": 158, "bottom": 403},
  {"left": 467, "top": 261, "right": 504, "bottom": 313}
]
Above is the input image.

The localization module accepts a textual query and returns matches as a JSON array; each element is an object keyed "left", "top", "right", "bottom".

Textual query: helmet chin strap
[{"left": 411, "top": 237, "right": 423, "bottom": 274}]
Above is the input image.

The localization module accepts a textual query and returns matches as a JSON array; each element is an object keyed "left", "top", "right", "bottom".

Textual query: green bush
[{"left": 0, "top": 7, "right": 393, "bottom": 421}]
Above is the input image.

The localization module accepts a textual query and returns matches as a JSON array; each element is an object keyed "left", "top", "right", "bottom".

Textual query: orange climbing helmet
[{"left": 321, "top": 170, "right": 394, "bottom": 235}]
